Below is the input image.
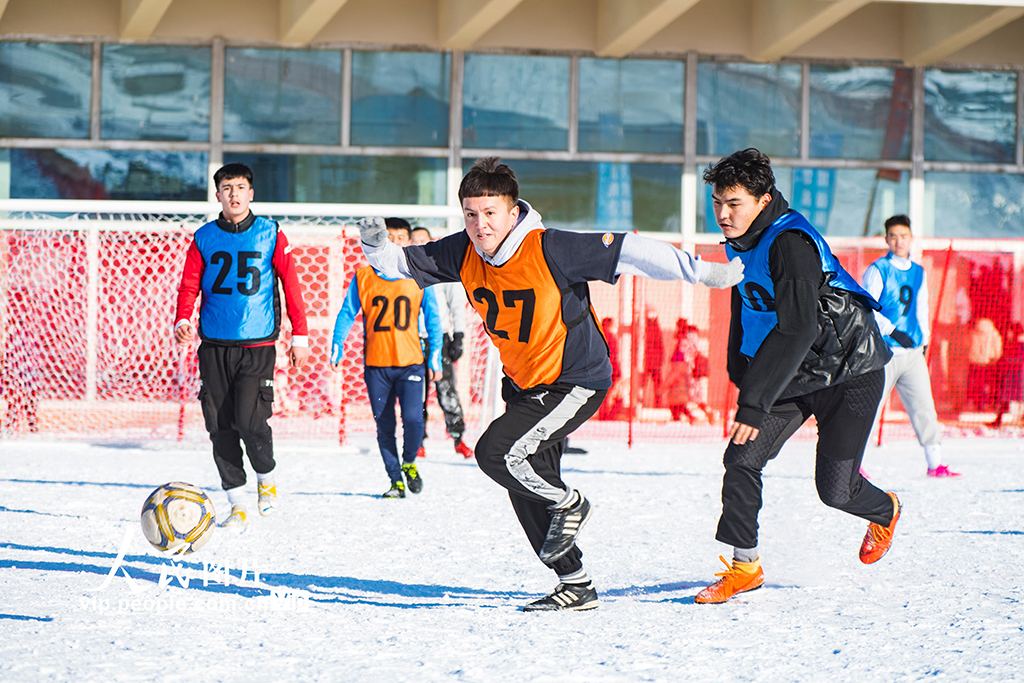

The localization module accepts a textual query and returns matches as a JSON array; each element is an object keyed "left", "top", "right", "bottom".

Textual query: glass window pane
[
  {"left": 224, "top": 48, "right": 342, "bottom": 145},
  {"left": 0, "top": 42, "right": 92, "bottom": 139},
  {"left": 809, "top": 66, "right": 912, "bottom": 160},
  {"left": 8, "top": 149, "right": 208, "bottom": 200},
  {"left": 578, "top": 58, "right": 683, "bottom": 154},
  {"left": 697, "top": 167, "right": 908, "bottom": 236},
  {"left": 790, "top": 168, "right": 910, "bottom": 236},
  {"left": 224, "top": 154, "right": 447, "bottom": 205},
  {"left": 464, "top": 159, "right": 680, "bottom": 233},
  {"left": 697, "top": 62, "right": 801, "bottom": 158},
  {"left": 925, "top": 172, "right": 1024, "bottom": 237},
  {"left": 351, "top": 51, "right": 450, "bottom": 147},
  {"left": 101, "top": 45, "right": 210, "bottom": 142},
  {"left": 924, "top": 70, "right": 1016, "bottom": 163},
  {"left": 463, "top": 54, "right": 569, "bottom": 151}
]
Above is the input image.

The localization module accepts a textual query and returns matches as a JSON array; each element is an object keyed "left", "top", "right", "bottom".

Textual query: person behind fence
[
  {"left": 989, "top": 321, "right": 1024, "bottom": 428},
  {"left": 356, "top": 156, "right": 743, "bottom": 611},
  {"left": 173, "top": 162, "right": 310, "bottom": 528},
  {"left": 666, "top": 319, "right": 695, "bottom": 423},
  {"left": 696, "top": 148, "right": 901, "bottom": 605},
  {"left": 410, "top": 225, "right": 474, "bottom": 459},
  {"left": 968, "top": 317, "right": 1003, "bottom": 411},
  {"left": 643, "top": 312, "right": 665, "bottom": 408},
  {"left": 330, "top": 223, "right": 442, "bottom": 499},
  {"left": 862, "top": 214, "right": 959, "bottom": 478}
]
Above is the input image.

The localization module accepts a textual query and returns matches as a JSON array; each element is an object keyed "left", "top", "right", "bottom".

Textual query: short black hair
[
  {"left": 214, "top": 162, "right": 254, "bottom": 189},
  {"left": 702, "top": 148, "right": 775, "bottom": 198},
  {"left": 884, "top": 214, "right": 912, "bottom": 234},
  {"left": 411, "top": 226, "right": 431, "bottom": 238},
  {"left": 384, "top": 217, "right": 412, "bottom": 238},
  {"left": 459, "top": 157, "right": 519, "bottom": 207}
]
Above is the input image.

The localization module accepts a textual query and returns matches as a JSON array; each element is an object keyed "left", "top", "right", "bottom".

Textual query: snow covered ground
[{"left": 1, "top": 434, "right": 1021, "bottom": 682}]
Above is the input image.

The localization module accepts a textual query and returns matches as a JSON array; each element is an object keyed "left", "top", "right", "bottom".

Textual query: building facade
[{"left": 3, "top": 0, "right": 1024, "bottom": 238}]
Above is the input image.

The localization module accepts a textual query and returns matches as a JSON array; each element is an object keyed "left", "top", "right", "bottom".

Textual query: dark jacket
[{"left": 726, "top": 190, "right": 892, "bottom": 428}]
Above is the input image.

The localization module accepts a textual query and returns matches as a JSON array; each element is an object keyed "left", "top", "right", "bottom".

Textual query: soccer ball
[{"left": 140, "top": 482, "right": 216, "bottom": 554}]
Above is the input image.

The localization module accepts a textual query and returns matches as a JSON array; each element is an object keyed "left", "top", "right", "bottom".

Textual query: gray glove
[
  {"left": 698, "top": 257, "right": 745, "bottom": 289},
  {"left": 356, "top": 217, "right": 387, "bottom": 248}
]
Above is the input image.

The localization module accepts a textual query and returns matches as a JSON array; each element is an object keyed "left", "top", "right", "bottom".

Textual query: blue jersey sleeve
[
  {"left": 421, "top": 287, "right": 443, "bottom": 373},
  {"left": 330, "top": 276, "right": 362, "bottom": 365}
]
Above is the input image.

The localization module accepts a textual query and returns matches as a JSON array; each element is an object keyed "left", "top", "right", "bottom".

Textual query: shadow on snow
[{"left": 0, "top": 541, "right": 529, "bottom": 604}]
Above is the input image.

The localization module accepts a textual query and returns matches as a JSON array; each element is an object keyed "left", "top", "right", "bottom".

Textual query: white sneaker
[
  {"left": 258, "top": 480, "right": 277, "bottom": 516},
  {"left": 220, "top": 504, "right": 249, "bottom": 528}
]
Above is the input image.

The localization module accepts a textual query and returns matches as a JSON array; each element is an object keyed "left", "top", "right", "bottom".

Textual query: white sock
[
  {"left": 225, "top": 485, "right": 247, "bottom": 509},
  {"left": 554, "top": 488, "right": 578, "bottom": 509},
  {"left": 924, "top": 444, "right": 942, "bottom": 470},
  {"left": 734, "top": 546, "right": 758, "bottom": 564},
  {"left": 558, "top": 568, "right": 591, "bottom": 585},
  {"left": 257, "top": 469, "right": 275, "bottom": 484}
]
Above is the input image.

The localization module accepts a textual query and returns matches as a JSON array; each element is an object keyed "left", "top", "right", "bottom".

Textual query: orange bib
[
  {"left": 356, "top": 267, "right": 424, "bottom": 367},
  {"left": 460, "top": 230, "right": 566, "bottom": 388}
]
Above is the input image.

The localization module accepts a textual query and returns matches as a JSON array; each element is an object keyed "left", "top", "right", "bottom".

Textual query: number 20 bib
[{"left": 356, "top": 267, "right": 425, "bottom": 368}]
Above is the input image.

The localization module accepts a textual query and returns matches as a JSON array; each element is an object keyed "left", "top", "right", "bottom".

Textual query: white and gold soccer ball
[{"left": 140, "top": 482, "right": 216, "bottom": 554}]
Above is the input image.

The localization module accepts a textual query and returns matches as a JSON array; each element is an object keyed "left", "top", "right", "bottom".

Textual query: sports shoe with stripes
[
  {"left": 694, "top": 556, "right": 764, "bottom": 604},
  {"left": 220, "top": 504, "right": 248, "bottom": 528},
  {"left": 522, "top": 582, "right": 598, "bottom": 612},
  {"left": 859, "top": 491, "right": 902, "bottom": 564},
  {"left": 381, "top": 481, "right": 406, "bottom": 499},
  {"left": 927, "top": 464, "right": 961, "bottom": 478},
  {"left": 257, "top": 480, "right": 277, "bottom": 516},
  {"left": 402, "top": 463, "right": 423, "bottom": 494},
  {"left": 454, "top": 439, "right": 474, "bottom": 459},
  {"left": 539, "top": 492, "right": 592, "bottom": 563}
]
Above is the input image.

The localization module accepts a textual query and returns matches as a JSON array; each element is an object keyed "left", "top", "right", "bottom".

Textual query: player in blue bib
[
  {"left": 695, "top": 149, "right": 902, "bottom": 605},
  {"left": 863, "top": 215, "right": 960, "bottom": 478}
]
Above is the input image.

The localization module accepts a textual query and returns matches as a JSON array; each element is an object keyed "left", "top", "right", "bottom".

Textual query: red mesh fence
[{"left": 2, "top": 225, "right": 1023, "bottom": 444}]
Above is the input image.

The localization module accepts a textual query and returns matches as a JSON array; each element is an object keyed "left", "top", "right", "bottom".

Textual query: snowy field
[{"left": 1, "top": 434, "right": 1022, "bottom": 682}]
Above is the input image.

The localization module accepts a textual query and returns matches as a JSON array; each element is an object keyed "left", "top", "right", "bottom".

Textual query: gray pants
[{"left": 875, "top": 348, "right": 942, "bottom": 450}]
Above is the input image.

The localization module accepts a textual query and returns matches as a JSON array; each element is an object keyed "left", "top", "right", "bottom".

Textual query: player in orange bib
[
  {"left": 331, "top": 223, "right": 442, "bottom": 499},
  {"left": 359, "top": 157, "right": 743, "bottom": 611}
]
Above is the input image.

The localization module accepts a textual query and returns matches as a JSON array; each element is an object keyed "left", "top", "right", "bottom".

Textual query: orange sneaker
[
  {"left": 694, "top": 556, "right": 764, "bottom": 604},
  {"left": 454, "top": 440, "right": 474, "bottom": 459},
  {"left": 859, "top": 491, "right": 902, "bottom": 564}
]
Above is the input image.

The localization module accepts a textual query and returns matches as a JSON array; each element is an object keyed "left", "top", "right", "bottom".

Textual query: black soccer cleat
[
  {"left": 538, "top": 492, "right": 592, "bottom": 563},
  {"left": 381, "top": 481, "right": 406, "bottom": 499},
  {"left": 522, "top": 582, "right": 599, "bottom": 612},
  {"left": 402, "top": 463, "right": 423, "bottom": 494}
]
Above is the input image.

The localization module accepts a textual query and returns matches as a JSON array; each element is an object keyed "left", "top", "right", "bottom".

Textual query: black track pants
[
  {"left": 198, "top": 344, "right": 277, "bottom": 490},
  {"left": 475, "top": 382, "right": 606, "bottom": 575},
  {"left": 716, "top": 369, "right": 894, "bottom": 549}
]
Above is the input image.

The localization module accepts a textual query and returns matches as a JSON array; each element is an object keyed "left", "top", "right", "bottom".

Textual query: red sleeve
[
  {"left": 175, "top": 241, "right": 204, "bottom": 325},
  {"left": 273, "top": 230, "right": 309, "bottom": 337}
]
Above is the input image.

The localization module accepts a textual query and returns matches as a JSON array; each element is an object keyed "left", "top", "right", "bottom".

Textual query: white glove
[
  {"left": 356, "top": 217, "right": 387, "bottom": 248},
  {"left": 699, "top": 257, "right": 745, "bottom": 289}
]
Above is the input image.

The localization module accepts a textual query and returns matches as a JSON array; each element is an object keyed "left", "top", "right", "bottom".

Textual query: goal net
[
  {"left": 3, "top": 199, "right": 1024, "bottom": 445},
  {"left": 0, "top": 199, "right": 504, "bottom": 445}
]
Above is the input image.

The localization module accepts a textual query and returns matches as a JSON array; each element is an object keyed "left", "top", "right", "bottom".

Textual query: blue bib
[
  {"left": 726, "top": 211, "right": 878, "bottom": 358},
  {"left": 194, "top": 216, "right": 278, "bottom": 342},
  {"left": 869, "top": 255, "right": 925, "bottom": 349}
]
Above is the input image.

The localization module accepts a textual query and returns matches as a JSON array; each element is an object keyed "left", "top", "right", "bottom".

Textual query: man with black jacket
[{"left": 695, "top": 149, "right": 903, "bottom": 604}]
